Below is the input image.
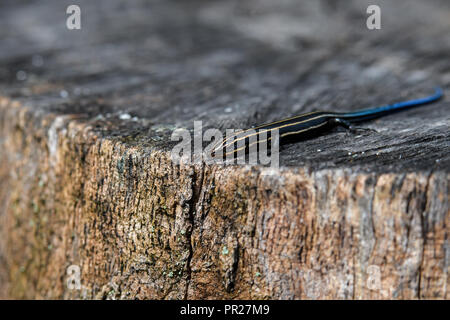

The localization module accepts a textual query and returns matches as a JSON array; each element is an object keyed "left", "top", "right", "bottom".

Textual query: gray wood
[{"left": 0, "top": 0, "right": 448, "bottom": 299}]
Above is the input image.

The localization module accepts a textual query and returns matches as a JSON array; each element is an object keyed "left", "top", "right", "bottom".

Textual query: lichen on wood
[{"left": 0, "top": 0, "right": 449, "bottom": 299}]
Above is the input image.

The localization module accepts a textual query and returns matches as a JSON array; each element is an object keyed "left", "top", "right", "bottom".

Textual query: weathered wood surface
[{"left": 0, "top": 0, "right": 449, "bottom": 299}]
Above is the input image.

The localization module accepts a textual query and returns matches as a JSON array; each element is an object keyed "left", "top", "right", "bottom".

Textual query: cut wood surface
[{"left": 0, "top": 0, "right": 449, "bottom": 299}]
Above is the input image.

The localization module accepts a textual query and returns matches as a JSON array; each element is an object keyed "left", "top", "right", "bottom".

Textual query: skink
[{"left": 212, "top": 87, "right": 443, "bottom": 157}]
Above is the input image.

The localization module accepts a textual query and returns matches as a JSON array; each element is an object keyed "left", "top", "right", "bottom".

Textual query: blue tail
[{"left": 343, "top": 87, "right": 443, "bottom": 121}]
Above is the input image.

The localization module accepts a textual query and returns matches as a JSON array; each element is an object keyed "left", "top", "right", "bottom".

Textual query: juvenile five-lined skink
[{"left": 212, "top": 87, "right": 443, "bottom": 157}]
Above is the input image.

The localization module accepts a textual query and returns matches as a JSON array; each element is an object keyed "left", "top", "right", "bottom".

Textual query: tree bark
[{"left": 0, "top": 0, "right": 448, "bottom": 299}]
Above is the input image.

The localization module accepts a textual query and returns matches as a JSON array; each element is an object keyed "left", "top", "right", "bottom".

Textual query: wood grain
[{"left": 0, "top": 0, "right": 448, "bottom": 299}]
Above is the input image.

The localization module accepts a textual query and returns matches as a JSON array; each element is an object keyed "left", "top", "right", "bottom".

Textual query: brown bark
[{"left": 0, "top": 0, "right": 449, "bottom": 299}]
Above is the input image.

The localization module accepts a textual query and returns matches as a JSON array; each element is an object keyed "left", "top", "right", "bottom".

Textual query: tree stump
[{"left": 0, "top": 0, "right": 448, "bottom": 299}]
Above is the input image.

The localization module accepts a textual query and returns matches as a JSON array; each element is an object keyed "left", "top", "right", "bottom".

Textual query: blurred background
[{"left": 0, "top": 0, "right": 449, "bottom": 128}]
